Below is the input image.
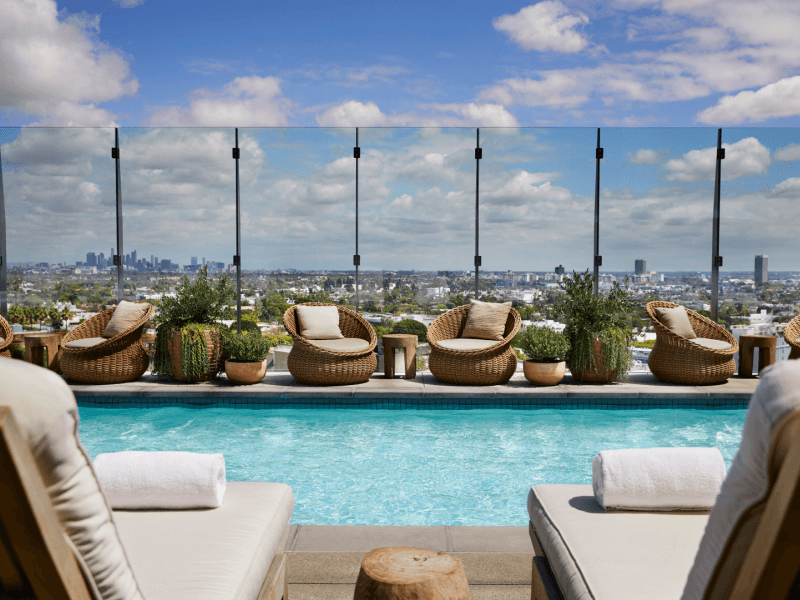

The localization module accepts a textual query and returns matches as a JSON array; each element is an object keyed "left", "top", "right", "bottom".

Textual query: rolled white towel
[
  {"left": 592, "top": 447, "right": 726, "bottom": 511},
  {"left": 94, "top": 451, "right": 226, "bottom": 509}
]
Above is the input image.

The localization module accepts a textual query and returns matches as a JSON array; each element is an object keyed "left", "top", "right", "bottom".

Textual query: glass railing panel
[
  {"left": 480, "top": 127, "right": 596, "bottom": 324},
  {"left": 0, "top": 127, "right": 116, "bottom": 332},
  {"left": 358, "top": 127, "right": 476, "bottom": 344},
  {"left": 718, "top": 128, "right": 800, "bottom": 364},
  {"left": 239, "top": 128, "right": 355, "bottom": 329},
  {"left": 601, "top": 128, "right": 717, "bottom": 352},
  {"left": 118, "top": 127, "right": 236, "bottom": 305}
]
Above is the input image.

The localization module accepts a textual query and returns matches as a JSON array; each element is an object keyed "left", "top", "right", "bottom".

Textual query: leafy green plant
[
  {"left": 552, "top": 270, "right": 636, "bottom": 379},
  {"left": 223, "top": 330, "right": 271, "bottom": 362},
  {"left": 391, "top": 319, "right": 428, "bottom": 342},
  {"left": 516, "top": 326, "right": 569, "bottom": 362},
  {"left": 263, "top": 334, "right": 293, "bottom": 347},
  {"left": 229, "top": 318, "right": 261, "bottom": 333}
]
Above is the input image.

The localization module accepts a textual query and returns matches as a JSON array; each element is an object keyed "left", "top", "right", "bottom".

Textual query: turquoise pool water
[{"left": 78, "top": 406, "right": 746, "bottom": 526}]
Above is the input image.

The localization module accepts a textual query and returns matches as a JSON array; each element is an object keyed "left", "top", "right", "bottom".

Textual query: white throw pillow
[
  {"left": 103, "top": 301, "right": 150, "bottom": 338},
  {"left": 295, "top": 305, "right": 344, "bottom": 340},
  {"left": 654, "top": 306, "right": 697, "bottom": 339}
]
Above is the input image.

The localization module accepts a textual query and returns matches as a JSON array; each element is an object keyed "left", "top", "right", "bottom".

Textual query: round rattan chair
[
  {"left": 60, "top": 303, "right": 154, "bottom": 384},
  {"left": 427, "top": 304, "right": 521, "bottom": 386},
  {"left": 0, "top": 315, "right": 12, "bottom": 358},
  {"left": 283, "top": 303, "right": 377, "bottom": 385},
  {"left": 646, "top": 301, "right": 738, "bottom": 385},
  {"left": 785, "top": 315, "right": 800, "bottom": 360}
]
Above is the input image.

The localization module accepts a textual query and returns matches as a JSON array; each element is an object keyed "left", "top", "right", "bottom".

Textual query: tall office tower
[
  {"left": 202, "top": 257, "right": 206, "bottom": 266},
  {"left": 98, "top": 253, "right": 105, "bottom": 268},
  {"left": 86, "top": 252, "right": 96, "bottom": 266},
  {"left": 131, "top": 250, "right": 137, "bottom": 264},
  {"left": 150, "top": 255, "right": 154, "bottom": 266},
  {"left": 111, "top": 248, "right": 114, "bottom": 257},
  {"left": 635, "top": 259, "right": 647, "bottom": 275},
  {"left": 755, "top": 255, "right": 768, "bottom": 283},
  {"left": 191, "top": 257, "right": 198, "bottom": 266},
  {"left": 161, "top": 259, "right": 170, "bottom": 271},
  {"left": 554, "top": 264, "right": 565, "bottom": 275}
]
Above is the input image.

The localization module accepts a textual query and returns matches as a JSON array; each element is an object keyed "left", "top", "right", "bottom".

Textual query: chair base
[
  {"left": 287, "top": 345, "right": 376, "bottom": 385},
  {"left": 60, "top": 344, "right": 150, "bottom": 384},
  {"left": 429, "top": 346, "right": 517, "bottom": 386},
  {"left": 648, "top": 344, "right": 736, "bottom": 385}
]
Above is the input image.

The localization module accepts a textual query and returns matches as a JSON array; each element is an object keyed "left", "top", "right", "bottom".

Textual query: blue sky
[{"left": 0, "top": 0, "right": 798, "bottom": 274}]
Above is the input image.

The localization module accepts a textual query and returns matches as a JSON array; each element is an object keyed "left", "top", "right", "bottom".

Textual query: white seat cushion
[
  {"left": 308, "top": 338, "right": 369, "bottom": 352},
  {"left": 529, "top": 484, "right": 708, "bottom": 600},
  {"left": 103, "top": 301, "right": 150, "bottom": 338},
  {"left": 0, "top": 337, "right": 4, "bottom": 343},
  {"left": 65, "top": 336, "right": 107, "bottom": 349},
  {"left": 689, "top": 338, "right": 732, "bottom": 351},
  {"left": 437, "top": 338, "right": 498, "bottom": 351},
  {"left": 114, "top": 481, "right": 294, "bottom": 600}
]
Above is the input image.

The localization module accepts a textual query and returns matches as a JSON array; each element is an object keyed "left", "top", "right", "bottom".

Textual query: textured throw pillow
[
  {"left": 0, "top": 359, "right": 144, "bottom": 600},
  {"left": 461, "top": 299, "right": 512, "bottom": 341},
  {"left": 103, "top": 301, "right": 149, "bottom": 338},
  {"left": 295, "top": 305, "right": 344, "bottom": 340},
  {"left": 654, "top": 306, "right": 697, "bottom": 339}
]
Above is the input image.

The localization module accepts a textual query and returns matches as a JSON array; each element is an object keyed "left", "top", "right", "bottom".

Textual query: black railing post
[
  {"left": 593, "top": 128, "right": 602, "bottom": 295},
  {"left": 711, "top": 129, "right": 724, "bottom": 323},
  {"left": 113, "top": 129, "right": 123, "bottom": 302},
  {"left": 0, "top": 141, "right": 6, "bottom": 317},
  {"left": 354, "top": 128, "right": 360, "bottom": 312},
  {"left": 475, "top": 128, "right": 481, "bottom": 298},
  {"left": 234, "top": 128, "right": 242, "bottom": 334}
]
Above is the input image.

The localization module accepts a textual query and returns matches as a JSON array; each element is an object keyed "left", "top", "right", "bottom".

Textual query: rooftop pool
[{"left": 78, "top": 404, "right": 746, "bottom": 525}]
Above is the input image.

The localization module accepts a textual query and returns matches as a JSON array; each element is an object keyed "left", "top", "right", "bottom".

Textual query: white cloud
[
  {"left": 493, "top": 2, "right": 590, "bottom": 53},
  {"left": 0, "top": 0, "right": 138, "bottom": 125},
  {"left": 478, "top": 71, "right": 589, "bottom": 108},
  {"left": 146, "top": 76, "right": 292, "bottom": 126},
  {"left": 696, "top": 76, "right": 800, "bottom": 124},
  {"left": 627, "top": 149, "right": 662, "bottom": 165},
  {"left": 315, "top": 100, "right": 518, "bottom": 127},
  {"left": 771, "top": 177, "right": 800, "bottom": 198},
  {"left": 111, "top": 0, "right": 146, "bottom": 6},
  {"left": 316, "top": 101, "right": 388, "bottom": 127},
  {"left": 774, "top": 144, "right": 800, "bottom": 162},
  {"left": 664, "top": 137, "right": 770, "bottom": 182}
]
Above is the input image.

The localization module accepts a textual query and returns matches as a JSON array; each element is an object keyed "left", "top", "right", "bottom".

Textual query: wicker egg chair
[
  {"left": 60, "top": 303, "right": 154, "bottom": 384},
  {"left": 785, "top": 315, "right": 800, "bottom": 360},
  {"left": 283, "top": 302, "right": 377, "bottom": 385},
  {"left": 646, "top": 301, "right": 738, "bottom": 385},
  {"left": 0, "top": 315, "right": 12, "bottom": 358},
  {"left": 427, "top": 304, "right": 521, "bottom": 386}
]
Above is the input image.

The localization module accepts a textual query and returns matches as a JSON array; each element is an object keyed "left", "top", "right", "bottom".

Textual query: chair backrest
[{"left": 427, "top": 304, "right": 521, "bottom": 343}]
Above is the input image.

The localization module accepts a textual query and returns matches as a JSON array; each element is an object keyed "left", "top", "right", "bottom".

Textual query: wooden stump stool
[
  {"left": 382, "top": 334, "right": 418, "bottom": 379},
  {"left": 739, "top": 334, "right": 777, "bottom": 378},
  {"left": 24, "top": 332, "right": 63, "bottom": 373},
  {"left": 354, "top": 547, "right": 471, "bottom": 600}
]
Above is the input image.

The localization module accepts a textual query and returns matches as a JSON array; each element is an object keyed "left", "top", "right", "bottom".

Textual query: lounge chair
[
  {"left": 785, "top": 315, "right": 800, "bottom": 360},
  {"left": 60, "top": 301, "right": 154, "bottom": 384},
  {"left": 0, "top": 314, "right": 11, "bottom": 357},
  {"left": 283, "top": 302, "right": 377, "bottom": 385},
  {"left": 528, "top": 360, "right": 800, "bottom": 600},
  {"left": 0, "top": 358, "right": 294, "bottom": 600},
  {"left": 427, "top": 303, "right": 521, "bottom": 385},
  {"left": 646, "top": 301, "right": 738, "bottom": 384}
]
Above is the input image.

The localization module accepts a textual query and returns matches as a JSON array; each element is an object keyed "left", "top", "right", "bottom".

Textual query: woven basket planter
[
  {"left": 646, "top": 301, "right": 738, "bottom": 385},
  {"left": 785, "top": 316, "right": 800, "bottom": 360},
  {"left": 167, "top": 328, "right": 222, "bottom": 382},
  {"left": 427, "top": 304, "right": 521, "bottom": 386},
  {"left": 0, "top": 316, "right": 13, "bottom": 358},
  {"left": 569, "top": 336, "right": 618, "bottom": 383}
]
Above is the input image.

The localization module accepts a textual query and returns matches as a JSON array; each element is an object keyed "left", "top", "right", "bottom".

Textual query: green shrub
[
  {"left": 264, "top": 334, "right": 293, "bottom": 347},
  {"left": 229, "top": 319, "right": 261, "bottom": 333},
  {"left": 391, "top": 319, "right": 428, "bottom": 342},
  {"left": 224, "top": 331, "right": 271, "bottom": 362},
  {"left": 515, "top": 326, "right": 569, "bottom": 362}
]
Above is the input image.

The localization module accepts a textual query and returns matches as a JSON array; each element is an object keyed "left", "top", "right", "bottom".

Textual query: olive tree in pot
[
  {"left": 516, "top": 326, "right": 570, "bottom": 386},
  {"left": 223, "top": 330, "right": 271, "bottom": 385},
  {"left": 152, "top": 266, "right": 234, "bottom": 382},
  {"left": 552, "top": 270, "right": 636, "bottom": 383}
]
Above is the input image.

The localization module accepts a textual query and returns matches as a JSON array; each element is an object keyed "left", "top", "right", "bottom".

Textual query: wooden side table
[
  {"left": 382, "top": 334, "right": 418, "bottom": 379},
  {"left": 354, "top": 547, "right": 471, "bottom": 600},
  {"left": 739, "top": 334, "right": 777, "bottom": 378},
  {"left": 24, "top": 332, "right": 63, "bottom": 373}
]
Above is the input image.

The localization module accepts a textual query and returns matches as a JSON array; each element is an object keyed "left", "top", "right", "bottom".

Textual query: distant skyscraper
[
  {"left": 755, "top": 255, "right": 768, "bottom": 283},
  {"left": 554, "top": 265, "right": 565, "bottom": 275},
  {"left": 131, "top": 250, "right": 137, "bottom": 264},
  {"left": 86, "top": 252, "right": 96, "bottom": 266},
  {"left": 150, "top": 255, "right": 154, "bottom": 266},
  {"left": 202, "top": 257, "right": 206, "bottom": 266},
  {"left": 635, "top": 259, "right": 647, "bottom": 275},
  {"left": 191, "top": 257, "right": 198, "bottom": 266}
]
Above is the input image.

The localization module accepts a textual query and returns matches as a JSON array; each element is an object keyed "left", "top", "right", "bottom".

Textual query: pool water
[{"left": 78, "top": 407, "right": 746, "bottom": 526}]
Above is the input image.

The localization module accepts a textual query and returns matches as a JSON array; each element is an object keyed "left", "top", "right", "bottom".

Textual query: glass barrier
[
  {"left": 480, "top": 127, "right": 596, "bottom": 323},
  {"left": 358, "top": 127, "right": 476, "bottom": 340},
  {"left": 239, "top": 128, "right": 355, "bottom": 326},
  {"left": 718, "top": 128, "right": 800, "bottom": 363},
  {"left": 118, "top": 127, "right": 236, "bottom": 304},
  {"left": 0, "top": 127, "right": 116, "bottom": 332}
]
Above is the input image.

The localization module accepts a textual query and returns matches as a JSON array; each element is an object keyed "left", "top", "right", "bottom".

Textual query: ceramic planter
[
  {"left": 523, "top": 360, "right": 566, "bottom": 386},
  {"left": 225, "top": 359, "right": 267, "bottom": 385},
  {"left": 569, "top": 336, "right": 617, "bottom": 383}
]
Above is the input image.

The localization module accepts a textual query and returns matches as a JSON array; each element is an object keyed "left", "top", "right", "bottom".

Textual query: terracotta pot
[
  {"left": 523, "top": 360, "right": 566, "bottom": 386},
  {"left": 167, "top": 328, "right": 221, "bottom": 382},
  {"left": 569, "top": 336, "right": 617, "bottom": 383},
  {"left": 225, "top": 359, "right": 268, "bottom": 385}
]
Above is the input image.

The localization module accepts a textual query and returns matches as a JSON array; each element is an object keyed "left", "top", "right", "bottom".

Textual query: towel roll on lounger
[
  {"left": 592, "top": 447, "right": 726, "bottom": 511},
  {"left": 94, "top": 451, "right": 226, "bottom": 509}
]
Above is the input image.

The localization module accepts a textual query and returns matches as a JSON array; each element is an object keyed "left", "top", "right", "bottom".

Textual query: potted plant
[
  {"left": 516, "top": 326, "right": 569, "bottom": 386},
  {"left": 552, "top": 270, "right": 636, "bottom": 383},
  {"left": 223, "top": 330, "right": 271, "bottom": 385},
  {"left": 152, "top": 266, "right": 234, "bottom": 382}
]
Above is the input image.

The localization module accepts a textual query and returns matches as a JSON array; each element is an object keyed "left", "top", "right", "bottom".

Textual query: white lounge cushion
[
  {"left": 529, "top": 484, "right": 709, "bottom": 600},
  {"left": 65, "top": 336, "right": 107, "bottom": 349},
  {"left": 309, "top": 338, "right": 370, "bottom": 352},
  {"left": 689, "top": 338, "right": 732, "bottom": 351},
  {"left": 0, "top": 337, "right": 4, "bottom": 343},
  {"left": 655, "top": 306, "right": 697, "bottom": 339},
  {"left": 0, "top": 359, "right": 143, "bottom": 600},
  {"left": 462, "top": 299, "right": 512, "bottom": 341},
  {"left": 295, "top": 305, "right": 344, "bottom": 340},
  {"left": 103, "top": 301, "right": 150, "bottom": 338},
  {"left": 114, "top": 481, "right": 294, "bottom": 600},
  {"left": 437, "top": 338, "right": 498, "bottom": 351}
]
